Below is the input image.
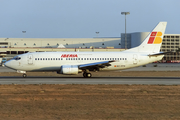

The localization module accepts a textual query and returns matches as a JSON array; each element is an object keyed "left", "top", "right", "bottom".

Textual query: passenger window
[
  {"left": 38, "top": 58, "right": 39, "bottom": 60},
  {"left": 78, "top": 58, "right": 80, "bottom": 60},
  {"left": 61, "top": 58, "right": 63, "bottom": 60},
  {"left": 95, "top": 58, "right": 96, "bottom": 60},
  {"left": 53, "top": 58, "right": 55, "bottom": 60},
  {"left": 92, "top": 58, "right": 94, "bottom": 60},
  {"left": 84, "top": 58, "right": 86, "bottom": 60},
  {"left": 40, "top": 58, "right": 42, "bottom": 60},
  {"left": 71, "top": 58, "right": 73, "bottom": 60},
  {"left": 35, "top": 58, "right": 37, "bottom": 60},
  {"left": 81, "top": 58, "right": 83, "bottom": 60},
  {"left": 107, "top": 58, "right": 109, "bottom": 60},
  {"left": 73, "top": 58, "right": 75, "bottom": 60},
  {"left": 102, "top": 58, "right": 104, "bottom": 60},
  {"left": 87, "top": 58, "right": 89, "bottom": 60},
  {"left": 66, "top": 58, "right": 68, "bottom": 60},
  {"left": 122, "top": 58, "right": 124, "bottom": 60},
  {"left": 97, "top": 58, "right": 99, "bottom": 60},
  {"left": 51, "top": 58, "right": 52, "bottom": 60}
]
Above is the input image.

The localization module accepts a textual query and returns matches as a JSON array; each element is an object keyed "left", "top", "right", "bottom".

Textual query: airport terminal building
[
  {"left": 0, "top": 38, "right": 121, "bottom": 49},
  {"left": 0, "top": 32, "right": 180, "bottom": 62}
]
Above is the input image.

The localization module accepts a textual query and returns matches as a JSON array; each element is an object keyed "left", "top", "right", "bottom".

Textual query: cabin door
[
  {"left": 28, "top": 54, "right": 33, "bottom": 65},
  {"left": 133, "top": 54, "right": 138, "bottom": 64}
]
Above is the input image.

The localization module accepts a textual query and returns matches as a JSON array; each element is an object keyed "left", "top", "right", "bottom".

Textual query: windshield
[{"left": 13, "top": 56, "right": 21, "bottom": 60}]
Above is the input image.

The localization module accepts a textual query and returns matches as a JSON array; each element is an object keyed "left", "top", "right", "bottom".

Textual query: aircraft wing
[{"left": 79, "top": 60, "right": 114, "bottom": 70}]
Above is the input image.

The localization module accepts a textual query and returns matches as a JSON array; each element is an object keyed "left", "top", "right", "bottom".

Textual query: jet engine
[{"left": 57, "top": 65, "right": 81, "bottom": 75}]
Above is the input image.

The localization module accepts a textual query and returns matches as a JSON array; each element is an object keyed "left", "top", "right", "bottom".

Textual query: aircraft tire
[
  {"left": 83, "top": 72, "right": 87, "bottom": 78},
  {"left": 86, "top": 73, "right": 92, "bottom": 78},
  {"left": 83, "top": 72, "right": 92, "bottom": 78},
  {"left": 23, "top": 74, "right": 27, "bottom": 78}
]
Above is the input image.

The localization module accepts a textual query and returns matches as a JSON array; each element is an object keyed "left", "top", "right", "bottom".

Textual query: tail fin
[{"left": 125, "top": 22, "right": 167, "bottom": 53}]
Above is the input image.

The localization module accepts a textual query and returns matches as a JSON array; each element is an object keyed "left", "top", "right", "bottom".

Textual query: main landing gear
[
  {"left": 83, "top": 72, "right": 92, "bottom": 78},
  {"left": 83, "top": 69, "right": 92, "bottom": 78},
  {"left": 23, "top": 74, "right": 27, "bottom": 78}
]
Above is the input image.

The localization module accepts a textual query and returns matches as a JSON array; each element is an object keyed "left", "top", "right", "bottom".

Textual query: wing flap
[{"left": 79, "top": 60, "right": 114, "bottom": 70}]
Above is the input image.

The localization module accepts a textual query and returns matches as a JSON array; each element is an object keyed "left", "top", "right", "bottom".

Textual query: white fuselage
[{"left": 5, "top": 51, "right": 164, "bottom": 72}]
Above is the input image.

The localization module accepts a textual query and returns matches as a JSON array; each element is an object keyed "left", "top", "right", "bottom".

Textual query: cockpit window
[{"left": 13, "top": 56, "right": 21, "bottom": 60}]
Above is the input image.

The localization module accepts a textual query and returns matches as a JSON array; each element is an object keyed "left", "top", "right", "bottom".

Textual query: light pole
[
  {"left": 121, "top": 12, "right": 130, "bottom": 49},
  {"left": 96, "top": 32, "right": 99, "bottom": 38},
  {"left": 22, "top": 31, "right": 26, "bottom": 40}
]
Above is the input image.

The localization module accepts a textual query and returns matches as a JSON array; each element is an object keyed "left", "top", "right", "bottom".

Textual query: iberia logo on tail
[{"left": 147, "top": 31, "right": 162, "bottom": 44}]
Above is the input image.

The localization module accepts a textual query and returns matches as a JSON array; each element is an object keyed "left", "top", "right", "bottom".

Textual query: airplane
[{"left": 5, "top": 22, "right": 167, "bottom": 78}]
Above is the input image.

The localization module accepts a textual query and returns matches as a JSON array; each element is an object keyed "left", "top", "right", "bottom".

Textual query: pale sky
[{"left": 0, "top": 0, "right": 179, "bottom": 38}]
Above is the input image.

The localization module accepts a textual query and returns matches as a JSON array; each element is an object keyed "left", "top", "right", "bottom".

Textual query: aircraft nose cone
[{"left": 4, "top": 61, "right": 11, "bottom": 68}]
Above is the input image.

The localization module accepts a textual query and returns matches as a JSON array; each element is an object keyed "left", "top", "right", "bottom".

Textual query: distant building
[
  {"left": 121, "top": 32, "right": 149, "bottom": 49},
  {"left": 0, "top": 38, "right": 121, "bottom": 49}
]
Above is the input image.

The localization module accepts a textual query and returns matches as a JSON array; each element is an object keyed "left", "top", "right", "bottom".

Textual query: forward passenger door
[{"left": 28, "top": 54, "right": 33, "bottom": 65}]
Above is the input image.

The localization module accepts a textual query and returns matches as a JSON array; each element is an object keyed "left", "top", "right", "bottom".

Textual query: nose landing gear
[
  {"left": 23, "top": 74, "right": 27, "bottom": 78},
  {"left": 17, "top": 70, "right": 27, "bottom": 78}
]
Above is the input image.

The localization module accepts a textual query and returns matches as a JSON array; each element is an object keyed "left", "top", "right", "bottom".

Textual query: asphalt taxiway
[{"left": 0, "top": 76, "right": 180, "bottom": 85}]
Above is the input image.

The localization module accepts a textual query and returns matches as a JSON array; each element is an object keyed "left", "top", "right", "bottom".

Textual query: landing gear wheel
[
  {"left": 83, "top": 72, "right": 92, "bottom": 78},
  {"left": 23, "top": 74, "right": 27, "bottom": 78},
  {"left": 86, "top": 73, "right": 92, "bottom": 78},
  {"left": 83, "top": 72, "right": 87, "bottom": 78}
]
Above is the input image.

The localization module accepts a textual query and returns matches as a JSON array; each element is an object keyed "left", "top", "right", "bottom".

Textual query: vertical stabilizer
[{"left": 124, "top": 22, "right": 167, "bottom": 53}]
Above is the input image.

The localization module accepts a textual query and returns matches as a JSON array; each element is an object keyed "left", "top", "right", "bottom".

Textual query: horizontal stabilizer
[{"left": 148, "top": 52, "right": 172, "bottom": 57}]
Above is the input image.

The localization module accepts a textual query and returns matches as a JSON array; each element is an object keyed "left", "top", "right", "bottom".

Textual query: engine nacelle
[{"left": 57, "top": 65, "right": 79, "bottom": 75}]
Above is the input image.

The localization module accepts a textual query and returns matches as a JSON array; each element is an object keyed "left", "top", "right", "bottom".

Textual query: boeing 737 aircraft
[{"left": 5, "top": 22, "right": 167, "bottom": 78}]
